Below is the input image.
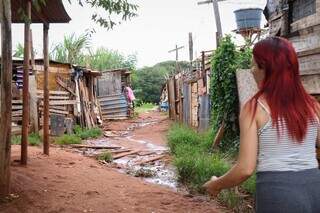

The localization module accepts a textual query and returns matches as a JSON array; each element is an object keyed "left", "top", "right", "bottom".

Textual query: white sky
[{"left": 11, "top": 0, "right": 267, "bottom": 68}]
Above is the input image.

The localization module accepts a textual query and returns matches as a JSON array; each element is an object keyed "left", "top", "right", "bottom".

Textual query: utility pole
[
  {"left": 168, "top": 44, "right": 184, "bottom": 62},
  {"left": 189, "top": 33, "right": 193, "bottom": 66},
  {"left": 168, "top": 44, "right": 184, "bottom": 73},
  {"left": 198, "top": 0, "right": 225, "bottom": 47}
]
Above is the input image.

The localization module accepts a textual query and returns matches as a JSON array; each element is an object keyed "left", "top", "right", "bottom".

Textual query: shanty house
[
  {"left": 97, "top": 68, "right": 133, "bottom": 120},
  {"left": 265, "top": 0, "right": 320, "bottom": 98}
]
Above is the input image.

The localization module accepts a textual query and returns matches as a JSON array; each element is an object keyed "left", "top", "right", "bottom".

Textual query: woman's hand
[{"left": 203, "top": 176, "right": 221, "bottom": 198}]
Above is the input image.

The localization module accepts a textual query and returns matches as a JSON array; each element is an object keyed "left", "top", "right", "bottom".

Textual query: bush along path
[
  {"left": 168, "top": 124, "right": 256, "bottom": 212},
  {"left": 3, "top": 110, "right": 224, "bottom": 213}
]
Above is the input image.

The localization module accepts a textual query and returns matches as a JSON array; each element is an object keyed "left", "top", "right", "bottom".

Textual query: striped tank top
[{"left": 257, "top": 100, "right": 319, "bottom": 172}]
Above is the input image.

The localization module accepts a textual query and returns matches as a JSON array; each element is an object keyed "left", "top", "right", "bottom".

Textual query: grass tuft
[
  {"left": 74, "top": 125, "right": 103, "bottom": 140},
  {"left": 11, "top": 133, "right": 41, "bottom": 146},
  {"left": 55, "top": 134, "right": 82, "bottom": 145},
  {"left": 96, "top": 152, "right": 113, "bottom": 163}
]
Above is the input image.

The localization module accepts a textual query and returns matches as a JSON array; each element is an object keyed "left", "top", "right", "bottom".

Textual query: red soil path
[{"left": 1, "top": 111, "right": 224, "bottom": 213}]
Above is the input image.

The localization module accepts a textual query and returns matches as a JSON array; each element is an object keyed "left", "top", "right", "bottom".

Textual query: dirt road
[{"left": 1, "top": 111, "right": 223, "bottom": 213}]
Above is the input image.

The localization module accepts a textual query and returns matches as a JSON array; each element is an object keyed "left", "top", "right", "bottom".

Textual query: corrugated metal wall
[{"left": 98, "top": 94, "right": 128, "bottom": 120}]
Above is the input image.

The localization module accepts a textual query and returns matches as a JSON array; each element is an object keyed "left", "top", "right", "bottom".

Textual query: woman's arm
[{"left": 203, "top": 103, "right": 258, "bottom": 196}]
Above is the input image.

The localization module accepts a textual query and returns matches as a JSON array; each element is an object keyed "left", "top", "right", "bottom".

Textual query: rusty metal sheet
[
  {"left": 98, "top": 93, "right": 128, "bottom": 120},
  {"left": 183, "top": 83, "right": 190, "bottom": 125},
  {"left": 198, "top": 95, "right": 210, "bottom": 132}
]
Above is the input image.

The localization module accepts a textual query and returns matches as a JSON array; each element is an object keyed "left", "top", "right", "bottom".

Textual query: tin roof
[{"left": 12, "top": 0, "right": 71, "bottom": 24}]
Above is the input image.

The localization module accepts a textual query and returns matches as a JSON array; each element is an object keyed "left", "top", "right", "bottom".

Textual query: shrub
[
  {"left": 11, "top": 135, "right": 21, "bottom": 145},
  {"left": 218, "top": 189, "right": 242, "bottom": 210},
  {"left": 97, "top": 152, "right": 113, "bottom": 163},
  {"left": 11, "top": 133, "right": 41, "bottom": 146},
  {"left": 242, "top": 173, "right": 256, "bottom": 195},
  {"left": 74, "top": 125, "right": 103, "bottom": 140},
  {"left": 28, "top": 133, "right": 41, "bottom": 146},
  {"left": 55, "top": 134, "right": 82, "bottom": 145}
]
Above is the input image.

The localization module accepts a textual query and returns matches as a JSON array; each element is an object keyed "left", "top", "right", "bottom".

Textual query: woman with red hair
[{"left": 204, "top": 37, "right": 320, "bottom": 212}]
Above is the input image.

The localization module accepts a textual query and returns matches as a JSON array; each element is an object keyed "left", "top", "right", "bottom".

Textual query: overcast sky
[{"left": 11, "top": 0, "right": 267, "bottom": 68}]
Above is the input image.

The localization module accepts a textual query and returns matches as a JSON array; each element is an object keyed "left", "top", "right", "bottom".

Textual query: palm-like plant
[{"left": 51, "top": 33, "right": 91, "bottom": 65}]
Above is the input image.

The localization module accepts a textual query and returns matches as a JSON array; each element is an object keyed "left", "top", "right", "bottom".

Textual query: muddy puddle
[{"left": 71, "top": 118, "right": 180, "bottom": 191}]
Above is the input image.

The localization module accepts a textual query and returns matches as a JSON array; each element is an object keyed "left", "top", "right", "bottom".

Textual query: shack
[
  {"left": 7, "top": 58, "right": 102, "bottom": 135},
  {"left": 266, "top": 0, "right": 320, "bottom": 97},
  {"left": 97, "top": 68, "right": 133, "bottom": 120},
  {"left": 166, "top": 50, "right": 213, "bottom": 132}
]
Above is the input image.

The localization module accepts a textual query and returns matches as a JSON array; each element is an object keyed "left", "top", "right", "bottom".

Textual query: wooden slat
[
  {"left": 12, "top": 110, "right": 23, "bottom": 116},
  {"left": 39, "top": 105, "right": 67, "bottom": 111},
  {"left": 39, "top": 108, "right": 69, "bottom": 115},
  {"left": 37, "top": 95, "right": 69, "bottom": 100},
  {"left": 12, "top": 100, "right": 23, "bottom": 104},
  {"left": 40, "top": 100, "right": 76, "bottom": 106},
  {"left": 12, "top": 105, "right": 23, "bottom": 110},
  {"left": 37, "top": 90, "right": 69, "bottom": 95}
]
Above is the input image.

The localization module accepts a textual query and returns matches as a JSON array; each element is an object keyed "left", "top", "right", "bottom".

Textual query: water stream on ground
[{"left": 72, "top": 118, "right": 180, "bottom": 191}]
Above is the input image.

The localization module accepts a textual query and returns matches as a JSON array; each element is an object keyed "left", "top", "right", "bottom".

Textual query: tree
[
  {"left": 13, "top": 43, "right": 24, "bottom": 58},
  {"left": 31, "top": 0, "right": 139, "bottom": 30},
  {"left": 132, "top": 61, "right": 189, "bottom": 104},
  {"left": 86, "top": 48, "right": 137, "bottom": 71},
  {"left": 50, "top": 32, "right": 91, "bottom": 64}
]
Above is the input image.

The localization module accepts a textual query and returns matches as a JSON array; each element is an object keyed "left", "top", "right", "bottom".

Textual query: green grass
[
  {"left": 168, "top": 124, "right": 230, "bottom": 191},
  {"left": 218, "top": 189, "right": 242, "bottom": 211},
  {"left": 97, "top": 152, "right": 113, "bottom": 163},
  {"left": 11, "top": 135, "right": 21, "bottom": 145},
  {"left": 135, "top": 102, "right": 157, "bottom": 114},
  {"left": 74, "top": 125, "right": 103, "bottom": 140},
  {"left": 167, "top": 124, "right": 256, "bottom": 210},
  {"left": 11, "top": 133, "right": 41, "bottom": 146},
  {"left": 55, "top": 134, "right": 82, "bottom": 145}
]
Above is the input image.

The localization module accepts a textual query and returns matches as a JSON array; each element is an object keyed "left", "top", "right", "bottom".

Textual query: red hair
[{"left": 251, "top": 37, "right": 316, "bottom": 142}]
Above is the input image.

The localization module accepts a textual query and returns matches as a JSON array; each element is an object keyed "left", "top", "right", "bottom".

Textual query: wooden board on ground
[
  {"left": 134, "top": 155, "right": 165, "bottom": 165},
  {"left": 112, "top": 150, "right": 140, "bottom": 160},
  {"left": 69, "top": 144, "right": 122, "bottom": 149}
]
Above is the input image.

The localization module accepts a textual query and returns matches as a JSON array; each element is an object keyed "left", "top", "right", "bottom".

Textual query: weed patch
[
  {"left": 167, "top": 124, "right": 256, "bottom": 210},
  {"left": 74, "top": 125, "right": 102, "bottom": 140},
  {"left": 55, "top": 134, "right": 82, "bottom": 145},
  {"left": 97, "top": 152, "right": 113, "bottom": 163},
  {"left": 11, "top": 133, "right": 41, "bottom": 146}
]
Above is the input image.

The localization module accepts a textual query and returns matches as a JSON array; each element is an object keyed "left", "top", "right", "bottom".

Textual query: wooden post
[
  {"left": 0, "top": 0, "right": 12, "bottom": 196},
  {"left": 189, "top": 32, "right": 193, "bottom": 72},
  {"left": 30, "top": 29, "right": 35, "bottom": 70},
  {"left": 212, "top": 0, "right": 223, "bottom": 46},
  {"left": 21, "top": 0, "right": 31, "bottom": 165},
  {"left": 43, "top": 23, "right": 50, "bottom": 155}
]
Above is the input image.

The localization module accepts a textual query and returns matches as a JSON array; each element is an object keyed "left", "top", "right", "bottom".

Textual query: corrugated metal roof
[{"left": 12, "top": 0, "right": 71, "bottom": 23}]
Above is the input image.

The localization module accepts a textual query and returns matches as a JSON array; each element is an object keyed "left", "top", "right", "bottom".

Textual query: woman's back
[{"left": 257, "top": 100, "right": 319, "bottom": 172}]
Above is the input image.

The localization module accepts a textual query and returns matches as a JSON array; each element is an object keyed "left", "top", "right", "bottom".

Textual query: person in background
[
  {"left": 125, "top": 84, "right": 135, "bottom": 109},
  {"left": 203, "top": 37, "right": 320, "bottom": 213}
]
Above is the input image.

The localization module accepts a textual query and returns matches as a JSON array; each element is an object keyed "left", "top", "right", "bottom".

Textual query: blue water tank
[{"left": 234, "top": 8, "right": 263, "bottom": 30}]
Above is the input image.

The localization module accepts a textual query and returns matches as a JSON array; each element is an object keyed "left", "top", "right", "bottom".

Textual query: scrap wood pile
[
  {"left": 35, "top": 65, "right": 103, "bottom": 135},
  {"left": 69, "top": 143, "right": 167, "bottom": 166}
]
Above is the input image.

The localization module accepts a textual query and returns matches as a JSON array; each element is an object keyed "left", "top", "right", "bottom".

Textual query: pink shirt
[{"left": 126, "top": 87, "right": 135, "bottom": 102}]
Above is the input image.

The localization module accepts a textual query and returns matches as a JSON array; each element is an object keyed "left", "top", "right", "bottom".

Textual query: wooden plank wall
[
  {"left": 288, "top": 0, "right": 320, "bottom": 95},
  {"left": 191, "top": 82, "right": 198, "bottom": 128},
  {"left": 35, "top": 65, "right": 71, "bottom": 91},
  {"left": 98, "top": 71, "right": 122, "bottom": 96},
  {"left": 183, "top": 83, "right": 191, "bottom": 125},
  {"left": 167, "top": 78, "right": 176, "bottom": 119}
]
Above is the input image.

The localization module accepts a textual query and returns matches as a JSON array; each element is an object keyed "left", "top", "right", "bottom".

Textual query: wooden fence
[{"left": 167, "top": 66, "right": 211, "bottom": 132}]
